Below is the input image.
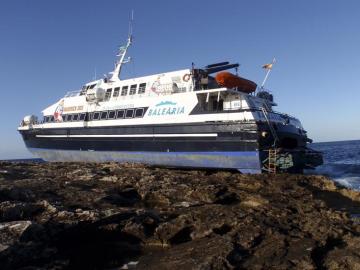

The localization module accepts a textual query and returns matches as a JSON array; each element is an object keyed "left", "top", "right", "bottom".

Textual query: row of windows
[
  {"left": 43, "top": 108, "right": 147, "bottom": 123},
  {"left": 104, "top": 83, "right": 147, "bottom": 101}
]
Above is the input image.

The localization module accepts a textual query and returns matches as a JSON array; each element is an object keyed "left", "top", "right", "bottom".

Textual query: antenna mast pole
[
  {"left": 110, "top": 10, "right": 134, "bottom": 82},
  {"left": 260, "top": 58, "right": 276, "bottom": 89}
]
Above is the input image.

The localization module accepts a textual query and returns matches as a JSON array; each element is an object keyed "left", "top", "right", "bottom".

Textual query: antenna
[
  {"left": 129, "top": 10, "right": 134, "bottom": 40},
  {"left": 109, "top": 10, "right": 135, "bottom": 82},
  {"left": 260, "top": 58, "right": 276, "bottom": 89}
]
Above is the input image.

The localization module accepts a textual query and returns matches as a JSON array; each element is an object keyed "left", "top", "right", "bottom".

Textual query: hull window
[
  {"left": 100, "top": 111, "right": 108, "bottom": 120},
  {"left": 93, "top": 112, "right": 100, "bottom": 120},
  {"left": 64, "top": 114, "right": 71, "bottom": 122},
  {"left": 116, "top": 110, "right": 125, "bottom": 119},
  {"left": 126, "top": 109, "right": 134, "bottom": 118},
  {"left": 108, "top": 110, "right": 116, "bottom": 119},
  {"left": 135, "top": 108, "right": 144, "bottom": 117}
]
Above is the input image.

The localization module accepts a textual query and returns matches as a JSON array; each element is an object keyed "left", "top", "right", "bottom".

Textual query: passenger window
[
  {"left": 93, "top": 112, "right": 100, "bottom": 120},
  {"left": 113, "top": 87, "right": 120, "bottom": 97},
  {"left": 121, "top": 86, "right": 128, "bottom": 96},
  {"left": 125, "top": 109, "right": 134, "bottom": 118},
  {"left": 129, "top": 84, "right": 137, "bottom": 95},
  {"left": 104, "top": 88, "right": 112, "bottom": 101},
  {"left": 116, "top": 110, "right": 125, "bottom": 118},
  {"left": 138, "top": 83, "right": 146, "bottom": 94},
  {"left": 100, "top": 111, "right": 108, "bottom": 120},
  {"left": 79, "top": 113, "right": 86, "bottom": 121},
  {"left": 108, "top": 110, "right": 116, "bottom": 119},
  {"left": 73, "top": 114, "right": 79, "bottom": 121},
  {"left": 135, "top": 108, "right": 144, "bottom": 117},
  {"left": 50, "top": 116, "right": 54, "bottom": 122}
]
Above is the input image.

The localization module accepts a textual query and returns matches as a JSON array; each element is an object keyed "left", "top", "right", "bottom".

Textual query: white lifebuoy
[{"left": 183, "top": 74, "right": 191, "bottom": 82}]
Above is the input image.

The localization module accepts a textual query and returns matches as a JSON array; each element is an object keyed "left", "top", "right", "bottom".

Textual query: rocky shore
[{"left": 1, "top": 162, "right": 360, "bottom": 269}]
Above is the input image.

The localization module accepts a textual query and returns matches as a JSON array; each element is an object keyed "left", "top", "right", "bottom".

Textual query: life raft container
[{"left": 215, "top": 72, "right": 257, "bottom": 93}]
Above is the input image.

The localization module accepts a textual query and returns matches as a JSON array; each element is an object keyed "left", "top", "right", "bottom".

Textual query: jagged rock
[
  {"left": 0, "top": 161, "right": 359, "bottom": 269},
  {"left": 137, "top": 235, "right": 233, "bottom": 269},
  {"left": 0, "top": 220, "right": 32, "bottom": 250},
  {"left": 0, "top": 201, "right": 44, "bottom": 221}
]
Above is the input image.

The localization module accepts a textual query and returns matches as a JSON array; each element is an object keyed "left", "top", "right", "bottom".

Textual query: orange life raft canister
[{"left": 215, "top": 72, "right": 257, "bottom": 93}]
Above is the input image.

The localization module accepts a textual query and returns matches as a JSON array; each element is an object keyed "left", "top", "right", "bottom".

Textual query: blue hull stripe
[{"left": 27, "top": 148, "right": 261, "bottom": 173}]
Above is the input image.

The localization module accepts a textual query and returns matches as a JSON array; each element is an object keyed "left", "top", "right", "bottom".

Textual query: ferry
[{"left": 18, "top": 30, "right": 323, "bottom": 173}]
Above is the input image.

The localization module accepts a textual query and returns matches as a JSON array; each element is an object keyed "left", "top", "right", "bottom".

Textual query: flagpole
[
  {"left": 261, "top": 68, "right": 271, "bottom": 89},
  {"left": 260, "top": 58, "right": 276, "bottom": 89}
]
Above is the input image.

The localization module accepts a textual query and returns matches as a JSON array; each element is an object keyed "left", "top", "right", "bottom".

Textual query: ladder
[{"left": 268, "top": 149, "right": 277, "bottom": 174}]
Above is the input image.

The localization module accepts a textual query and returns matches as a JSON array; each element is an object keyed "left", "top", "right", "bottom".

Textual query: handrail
[{"left": 260, "top": 106, "right": 279, "bottom": 147}]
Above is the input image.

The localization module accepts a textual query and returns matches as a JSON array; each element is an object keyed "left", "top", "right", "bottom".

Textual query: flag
[
  {"left": 262, "top": 63, "right": 273, "bottom": 70},
  {"left": 262, "top": 58, "right": 276, "bottom": 70}
]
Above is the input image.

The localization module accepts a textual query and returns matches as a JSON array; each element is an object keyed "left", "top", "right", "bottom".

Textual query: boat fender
[{"left": 183, "top": 74, "right": 191, "bottom": 82}]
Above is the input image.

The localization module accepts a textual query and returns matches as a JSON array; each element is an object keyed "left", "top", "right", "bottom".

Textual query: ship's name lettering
[
  {"left": 63, "top": 106, "right": 83, "bottom": 112},
  {"left": 148, "top": 106, "right": 185, "bottom": 116}
]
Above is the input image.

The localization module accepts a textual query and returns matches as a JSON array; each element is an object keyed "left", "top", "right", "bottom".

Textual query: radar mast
[{"left": 109, "top": 11, "right": 134, "bottom": 82}]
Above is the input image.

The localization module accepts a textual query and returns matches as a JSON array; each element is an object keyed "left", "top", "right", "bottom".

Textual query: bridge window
[
  {"left": 113, "top": 87, "right": 120, "bottom": 97},
  {"left": 125, "top": 109, "right": 134, "bottom": 118},
  {"left": 100, "top": 111, "right": 108, "bottom": 120},
  {"left": 116, "top": 110, "right": 125, "bottom": 119},
  {"left": 135, "top": 108, "right": 144, "bottom": 117},
  {"left": 121, "top": 86, "right": 128, "bottom": 96},
  {"left": 138, "top": 83, "right": 146, "bottom": 94},
  {"left": 104, "top": 88, "right": 112, "bottom": 101},
  {"left": 108, "top": 110, "right": 116, "bottom": 119},
  {"left": 129, "top": 84, "right": 137, "bottom": 95}
]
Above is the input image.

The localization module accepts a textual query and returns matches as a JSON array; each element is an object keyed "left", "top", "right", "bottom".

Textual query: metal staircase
[
  {"left": 260, "top": 106, "right": 278, "bottom": 147},
  {"left": 267, "top": 149, "right": 277, "bottom": 174},
  {"left": 260, "top": 106, "right": 279, "bottom": 174}
]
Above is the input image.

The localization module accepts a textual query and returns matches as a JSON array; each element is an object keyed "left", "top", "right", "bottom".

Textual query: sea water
[{"left": 310, "top": 140, "right": 360, "bottom": 190}]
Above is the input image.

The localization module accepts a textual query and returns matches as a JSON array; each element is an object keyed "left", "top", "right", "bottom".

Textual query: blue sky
[{"left": 1, "top": 0, "right": 360, "bottom": 159}]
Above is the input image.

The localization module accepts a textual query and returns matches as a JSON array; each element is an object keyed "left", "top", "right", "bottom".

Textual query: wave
[
  {"left": 309, "top": 163, "right": 360, "bottom": 190},
  {"left": 333, "top": 176, "right": 360, "bottom": 190}
]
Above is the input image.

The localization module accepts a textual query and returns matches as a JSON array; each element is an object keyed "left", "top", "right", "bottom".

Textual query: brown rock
[{"left": 0, "top": 162, "right": 359, "bottom": 269}]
